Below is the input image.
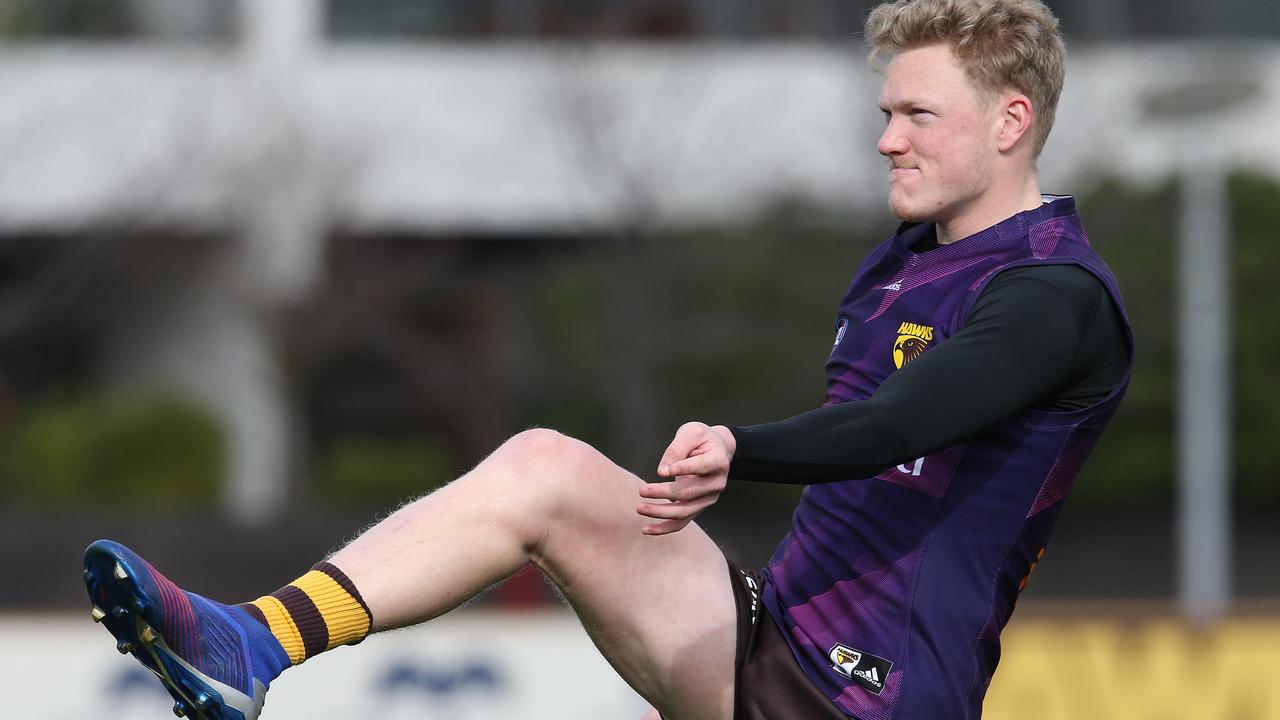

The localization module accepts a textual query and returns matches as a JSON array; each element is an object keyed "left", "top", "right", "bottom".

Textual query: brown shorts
[{"left": 727, "top": 561, "right": 853, "bottom": 720}]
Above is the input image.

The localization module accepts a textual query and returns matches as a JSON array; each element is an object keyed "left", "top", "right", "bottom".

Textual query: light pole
[{"left": 1144, "top": 73, "right": 1260, "bottom": 623}]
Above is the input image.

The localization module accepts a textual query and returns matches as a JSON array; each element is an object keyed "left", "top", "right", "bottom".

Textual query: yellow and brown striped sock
[{"left": 238, "top": 562, "right": 372, "bottom": 666}]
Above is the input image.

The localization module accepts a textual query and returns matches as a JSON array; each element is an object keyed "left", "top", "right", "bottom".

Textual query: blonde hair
[{"left": 865, "top": 0, "right": 1066, "bottom": 156}]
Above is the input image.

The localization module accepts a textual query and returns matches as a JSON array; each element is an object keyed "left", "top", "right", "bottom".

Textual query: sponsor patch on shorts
[{"left": 828, "top": 643, "right": 893, "bottom": 695}]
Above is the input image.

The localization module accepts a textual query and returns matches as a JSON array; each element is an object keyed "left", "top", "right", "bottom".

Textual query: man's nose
[{"left": 878, "top": 117, "right": 909, "bottom": 158}]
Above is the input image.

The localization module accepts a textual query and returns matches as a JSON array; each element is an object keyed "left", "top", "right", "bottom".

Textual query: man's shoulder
[
  {"left": 990, "top": 263, "right": 1104, "bottom": 296},
  {"left": 976, "top": 263, "right": 1112, "bottom": 334}
]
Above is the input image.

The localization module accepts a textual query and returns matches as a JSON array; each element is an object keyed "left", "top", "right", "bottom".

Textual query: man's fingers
[
  {"left": 656, "top": 422, "right": 709, "bottom": 473},
  {"left": 638, "top": 478, "right": 723, "bottom": 503},
  {"left": 636, "top": 502, "right": 688, "bottom": 520},
  {"left": 638, "top": 481, "right": 686, "bottom": 502},
  {"left": 644, "top": 421, "right": 728, "bottom": 536},
  {"left": 663, "top": 454, "right": 722, "bottom": 478},
  {"left": 636, "top": 496, "right": 710, "bottom": 520},
  {"left": 638, "top": 481, "right": 676, "bottom": 501}
]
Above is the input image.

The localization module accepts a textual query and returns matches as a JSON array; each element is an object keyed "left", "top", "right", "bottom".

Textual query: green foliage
[
  {"left": 317, "top": 435, "right": 455, "bottom": 510},
  {"left": 0, "top": 394, "right": 222, "bottom": 508},
  {"left": 652, "top": 205, "right": 878, "bottom": 424},
  {"left": 1070, "top": 171, "right": 1280, "bottom": 509},
  {"left": 1069, "top": 177, "right": 1180, "bottom": 508},
  {"left": 0, "top": 0, "right": 136, "bottom": 38},
  {"left": 516, "top": 202, "right": 882, "bottom": 510},
  {"left": 1228, "top": 171, "right": 1280, "bottom": 506},
  {"left": 517, "top": 257, "right": 615, "bottom": 448}
]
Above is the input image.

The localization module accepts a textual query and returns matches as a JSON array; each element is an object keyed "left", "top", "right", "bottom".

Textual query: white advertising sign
[{"left": 0, "top": 611, "right": 650, "bottom": 720}]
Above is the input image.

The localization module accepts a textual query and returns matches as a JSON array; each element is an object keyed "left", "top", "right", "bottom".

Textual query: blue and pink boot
[{"left": 82, "top": 539, "right": 290, "bottom": 720}]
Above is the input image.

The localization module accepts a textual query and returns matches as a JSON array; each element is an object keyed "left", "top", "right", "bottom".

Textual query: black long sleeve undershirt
[{"left": 727, "top": 263, "right": 1128, "bottom": 484}]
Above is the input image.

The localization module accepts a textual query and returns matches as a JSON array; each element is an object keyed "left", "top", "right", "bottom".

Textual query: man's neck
[{"left": 936, "top": 176, "right": 1043, "bottom": 245}]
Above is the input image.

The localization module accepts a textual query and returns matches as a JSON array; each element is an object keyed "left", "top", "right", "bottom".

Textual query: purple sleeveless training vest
[{"left": 759, "top": 196, "right": 1134, "bottom": 719}]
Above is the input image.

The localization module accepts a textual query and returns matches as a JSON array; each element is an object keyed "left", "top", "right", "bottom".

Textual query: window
[
  {"left": 0, "top": 0, "right": 236, "bottom": 41},
  {"left": 326, "top": 0, "right": 878, "bottom": 41}
]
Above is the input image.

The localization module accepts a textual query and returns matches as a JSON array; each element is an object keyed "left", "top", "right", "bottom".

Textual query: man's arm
[
  {"left": 729, "top": 264, "right": 1125, "bottom": 482},
  {"left": 637, "top": 264, "right": 1126, "bottom": 533}
]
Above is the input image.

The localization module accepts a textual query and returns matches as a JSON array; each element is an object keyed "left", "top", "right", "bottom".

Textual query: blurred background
[{"left": 1, "top": 0, "right": 1277, "bottom": 717}]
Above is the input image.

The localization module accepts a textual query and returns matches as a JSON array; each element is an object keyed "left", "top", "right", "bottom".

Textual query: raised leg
[{"left": 329, "top": 428, "right": 737, "bottom": 720}]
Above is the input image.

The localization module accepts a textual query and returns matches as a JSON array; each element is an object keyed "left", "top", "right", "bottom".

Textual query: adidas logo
[
  {"left": 882, "top": 282, "right": 903, "bottom": 291},
  {"left": 853, "top": 666, "right": 883, "bottom": 688}
]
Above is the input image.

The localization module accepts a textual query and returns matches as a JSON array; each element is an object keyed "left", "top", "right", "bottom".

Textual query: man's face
[{"left": 877, "top": 43, "right": 1001, "bottom": 226}]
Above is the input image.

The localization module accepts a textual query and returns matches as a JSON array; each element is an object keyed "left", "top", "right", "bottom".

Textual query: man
[{"left": 83, "top": 0, "right": 1132, "bottom": 718}]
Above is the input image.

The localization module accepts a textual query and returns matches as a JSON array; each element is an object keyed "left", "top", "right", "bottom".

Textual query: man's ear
[{"left": 996, "top": 94, "right": 1034, "bottom": 153}]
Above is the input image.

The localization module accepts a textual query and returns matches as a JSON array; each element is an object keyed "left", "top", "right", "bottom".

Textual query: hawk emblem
[{"left": 892, "top": 321, "right": 934, "bottom": 368}]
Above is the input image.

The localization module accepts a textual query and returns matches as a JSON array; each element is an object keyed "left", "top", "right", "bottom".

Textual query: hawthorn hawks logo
[
  {"left": 893, "top": 321, "right": 934, "bottom": 369},
  {"left": 829, "top": 643, "right": 894, "bottom": 695}
]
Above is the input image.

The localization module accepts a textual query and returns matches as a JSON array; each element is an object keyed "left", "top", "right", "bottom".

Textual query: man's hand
[{"left": 637, "top": 422, "right": 737, "bottom": 536}]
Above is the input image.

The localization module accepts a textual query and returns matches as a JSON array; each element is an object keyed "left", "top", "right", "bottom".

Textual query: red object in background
[{"left": 494, "top": 563, "right": 555, "bottom": 609}]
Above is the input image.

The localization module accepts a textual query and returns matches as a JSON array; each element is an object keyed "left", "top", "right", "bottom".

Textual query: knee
[
  {"left": 477, "top": 428, "right": 606, "bottom": 534},
  {"left": 487, "top": 428, "right": 599, "bottom": 494},
  {"left": 496, "top": 428, "right": 581, "bottom": 471}
]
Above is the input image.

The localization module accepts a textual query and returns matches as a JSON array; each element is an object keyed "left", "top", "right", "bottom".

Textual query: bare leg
[{"left": 328, "top": 429, "right": 737, "bottom": 720}]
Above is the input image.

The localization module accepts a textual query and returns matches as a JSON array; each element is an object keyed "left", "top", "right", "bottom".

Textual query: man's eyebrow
[{"left": 880, "top": 97, "right": 936, "bottom": 113}]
